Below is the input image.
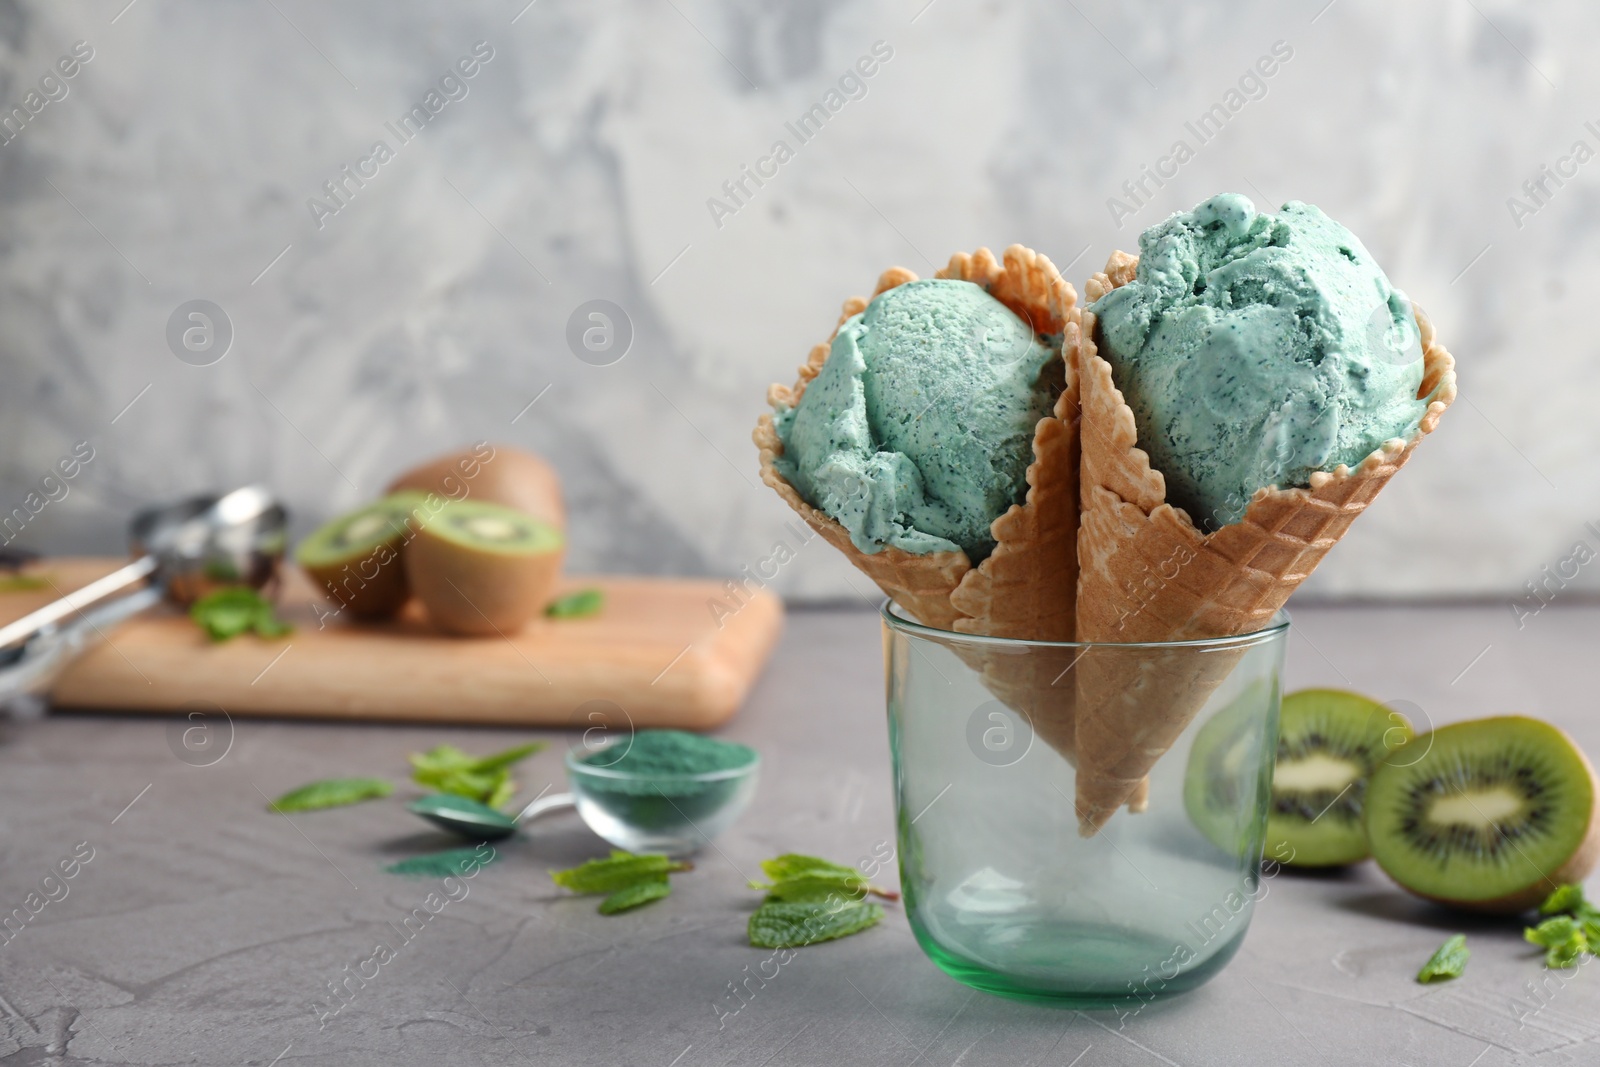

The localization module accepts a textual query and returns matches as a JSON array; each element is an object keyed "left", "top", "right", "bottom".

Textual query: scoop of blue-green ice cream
[
  {"left": 773, "top": 279, "right": 1060, "bottom": 562},
  {"left": 1090, "top": 193, "right": 1430, "bottom": 531}
]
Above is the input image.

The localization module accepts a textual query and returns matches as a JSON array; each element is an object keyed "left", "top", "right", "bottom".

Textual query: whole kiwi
[
  {"left": 386, "top": 443, "right": 564, "bottom": 530},
  {"left": 405, "top": 499, "right": 565, "bottom": 636}
]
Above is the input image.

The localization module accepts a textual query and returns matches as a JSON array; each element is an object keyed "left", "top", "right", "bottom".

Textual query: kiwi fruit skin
[
  {"left": 1366, "top": 716, "right": 1600, "bottom": 914},
  {"left": 405, "top": 500, "right": 564, "bottom": 636},
  {"left": 1266, "top": 689, "right": 1412, "bottom": 868},
  {"left": 387, "top": 444, "right": 565, "bottom": 530},
  {"left": 295, "top": 493, "right": 432, "bottom": 619}
]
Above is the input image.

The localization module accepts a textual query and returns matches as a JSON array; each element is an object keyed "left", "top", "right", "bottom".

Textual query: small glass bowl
[{"left": 564, "top": 744, "right": 760, "bottom": 857}]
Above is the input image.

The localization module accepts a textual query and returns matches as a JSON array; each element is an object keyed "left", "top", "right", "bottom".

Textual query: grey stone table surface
[{"left": 1, "top": 603, "right": 1597, "bottom": 1067}]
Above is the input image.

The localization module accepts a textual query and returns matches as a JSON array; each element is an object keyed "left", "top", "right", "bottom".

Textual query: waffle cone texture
[
  {"left": 753, "top": 246, "right": 1084, "bottom": 759},
  {"left": 1070, "top": 251, "right": 1459, "bottom": 834}
]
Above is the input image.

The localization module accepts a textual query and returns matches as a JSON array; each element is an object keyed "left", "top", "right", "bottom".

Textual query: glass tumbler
[{"left": 883, "top": 602, "right": 1288, "bottom": 1004}]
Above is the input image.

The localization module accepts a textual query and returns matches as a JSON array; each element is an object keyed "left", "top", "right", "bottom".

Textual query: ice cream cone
[
  {"left": 754, "top": 245, "right": 1084, "bottom": 760},
  {"left": 1070, "top": 252, "right": 1458, "bottom": 835}
]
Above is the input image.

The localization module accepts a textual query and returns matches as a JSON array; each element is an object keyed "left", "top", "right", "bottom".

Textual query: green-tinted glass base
[{"left": 907, "top": 914, "right": 1249, "bottom": 1006}]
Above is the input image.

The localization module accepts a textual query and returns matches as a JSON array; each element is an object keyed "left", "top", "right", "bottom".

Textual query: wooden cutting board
[{"left": 0, "top": 559, "right": 783, "bottom": 728}]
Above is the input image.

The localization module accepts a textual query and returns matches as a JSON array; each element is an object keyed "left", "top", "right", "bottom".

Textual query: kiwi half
[
  {"left": 405, "top": 499, "right": 564, "bottom": 635},
  {"left": 1266, "top": 689, "right": 1412, "bottom": 867},
  {"left": 387, "top": 444, "right": 565, "bottom": 530},
  {"left": 1366, "top": 716, "right": 1600, "bottom": 913},
  {"left": 1183, "top": 680, "right": 1277, "bottom": 860},
  {"left": 295, "top": 492, "right": 430, "bottom": 618}
]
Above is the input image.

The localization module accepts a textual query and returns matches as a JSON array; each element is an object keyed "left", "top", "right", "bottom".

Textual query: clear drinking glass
[{"left": 882, "top": 601, "right": 1288, "bottom": 1004}]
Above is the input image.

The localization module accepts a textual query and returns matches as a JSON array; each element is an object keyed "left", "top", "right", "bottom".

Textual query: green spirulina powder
[
  {"left": 578, "top": 730, "right": 757, "bottom": 827},
  {"left": 384, "top": 847, "right": 501, "bottom": 879}
]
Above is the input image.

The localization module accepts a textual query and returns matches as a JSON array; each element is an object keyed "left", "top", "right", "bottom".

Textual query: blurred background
[{"left": 0, "top": 0, "right": 1587, "bottom": 603}]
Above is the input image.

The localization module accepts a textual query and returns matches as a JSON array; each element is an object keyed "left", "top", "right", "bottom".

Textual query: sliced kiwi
[
  {"left": 1183, "top": 680, "right": 1277, "bottom": 859},
  {"left": 1366, "top": 716, "right": 1600, "bottom": 913},
  {"left": 387, "top": 444, "right": 565, "bottom": 530},
  {"left": 1265, "top": 689, "right": 1412, "bottom": 867},
  {"left": 295, "top": 492, "right": 430, "bottom": 618},
  {"left": 404, "top": 499, "right": 564, "bottom": 636}
]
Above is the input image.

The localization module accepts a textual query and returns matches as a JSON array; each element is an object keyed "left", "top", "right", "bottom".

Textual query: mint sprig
[
  {"left": 1415, "top": 933, "right": 1469, "bottom": 983},
  {"left": 748, "top": 853, "right": 898, "bottom": 903},
  {"left": 553, "top": 852, "right": 691, "bottom": 895},
  {"left": 408, "top": 741, "right": 544, "bottom": 808},
  {"left": 269, "top": 777, "right": 392, "bottom": 812},
  {"left": 745, "top": 851, "right": 895, "bottom": 948},
  {"left": 191, "top": 587, "right": 293, "bottom": 642},
  {"left": 546, "top": 588, "right": 604, "bottom": 619},
  {"left": 1528, "top": 884, "right": 1599, "bottom": 968},
  {"left": 749, "top": 900, "right": 884, "bottom": 949},
  {"left": 1527, "top": 916, "right": 1588, "bottom": 969},
  {"left": 1539, "top": 883, "right": 1586, "bottom": 917},
  {"left": 552, "top": 852, "right": 690, "bottom": 914}
]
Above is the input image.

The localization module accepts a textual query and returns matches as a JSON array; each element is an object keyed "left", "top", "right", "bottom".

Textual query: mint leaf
[
  {"left": 408, "top": 741, "right": 545, "bottom": 806},
  {"left": 1527, "top": 916, "right": 1580, "bottom": 946},
  {"left": 599, "top": 877, "right": 671, "bottom": 914},
  {"left": 552, "top": 852, "right": 691, "bottom": 895},
  {"left": 755, "top": 873, "right": 871, "bottom": 903},
  {"left": 484, "top": 775, "right": 516, "bottom": 811},
  {"left": 191, "top": 587, "right": 293, "bottom": 642},
  {"left": 431, "top": 768, "right": 500, "bottom": 796},
  {"left": 466, "top": 742, "right": 546, "bottom": 774},
  {"left": 1540, "top": 884, "right": 1587, "bottom": 917},
  {"left": 1548, "top": 940, "right": 1586, "bottom": 970},
  {"left": 1415, "top": 934, "right": 1468, "bottom": 983},
  {"left": 193, "top": 598, "right": 255, "bottom": 640},
  {"left": 1535, "top": 884, "right": 1600, "bottom": 951},
  {"left": 254, "top": 612, "right": 293, "bottom": 639},
  {"left": 410, "top": 744, "right": 474, "bottom": 771},
  {"left": 409, "top": 742, "right": 545, "bottom": 777},
  {"left": 750, "top": 852, "right": 898, "bottom": 902},
  {"left": 546, "top": 588, "right": 604, "bottom": 619},
  {"left": 748, "top": 900, "right": 884, "bottom": 949},
  {"left": 1526, "top": 916, "right": 1588, "bottom": 968},
  {"left": 411, "top": 763, "right": 502, "bottom": 799},
  {"left": 1578, "top": 905, "right": 1600, "bottom": 947},
  {"left": 269, "top": 777, "right": 392, "bottom": 812},
  {"left": 759, "top": 853, "right": 858, "bottom": 882}
]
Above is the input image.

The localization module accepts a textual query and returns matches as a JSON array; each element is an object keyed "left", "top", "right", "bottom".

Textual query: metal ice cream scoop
[
  {"left": 0, "top": 485, "right": 287, "bottom": 702},
  {"left": 408, "top": 790, "right": 577, "bottom": 842}
]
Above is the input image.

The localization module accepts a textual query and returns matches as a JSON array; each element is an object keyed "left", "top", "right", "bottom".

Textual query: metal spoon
[
  {"left": 0, "top": 485, "right": 287, "bottom": 701},
  {"left": 408, "top": 790, "right": 576, "bottom": 841}
]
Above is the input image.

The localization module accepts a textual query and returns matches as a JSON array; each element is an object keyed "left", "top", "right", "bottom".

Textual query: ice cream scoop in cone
[
  {"left": 754, "top": 245, "right": 1085, "bottom": 763},
  {"left": 1070, "top": 250, "right": 1457, "bottom": 835}
]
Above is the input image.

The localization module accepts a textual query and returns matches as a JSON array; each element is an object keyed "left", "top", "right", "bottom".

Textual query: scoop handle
[
  {"left": 514, "top": 791, "right": 576, "bottom": 826},
  {"left": 0, "top": 555, "right": 159, "bottom": 653},
  {"left": 0, "top": 585, "right": 162, "bottom": 704}
]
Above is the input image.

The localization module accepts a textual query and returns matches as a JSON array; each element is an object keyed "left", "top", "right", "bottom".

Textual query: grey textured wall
[{"left": 0, "top": 0, "right": 1590, "bottom": 602}]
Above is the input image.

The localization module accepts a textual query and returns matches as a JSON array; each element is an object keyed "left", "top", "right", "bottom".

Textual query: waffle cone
[
  {"left": 1071, "top": 251, "right": 1458, "bottom": 835},
  {"left": 754, "top": 245, "right": 1083, "bottom": 759}
]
